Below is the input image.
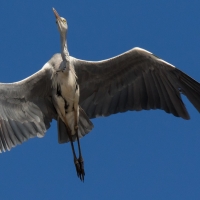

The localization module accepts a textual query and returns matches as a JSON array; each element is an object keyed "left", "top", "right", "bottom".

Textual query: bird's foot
[
  {"left": 78, "top": 156, "right": 85, "bottom": 181},
  {"left": 74, "top": 157, "right": 85, "bottom": 182},
  {"left": 74, "top": 158, "right": 81, "bottom": 177}
]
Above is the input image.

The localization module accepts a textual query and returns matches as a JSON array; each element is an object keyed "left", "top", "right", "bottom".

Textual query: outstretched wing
[
  {"left": 73, "top": 47, "right": 200, "bottom": 119},
  {"left": 0, "top": 63, "right": 57, "bottom": 152}
]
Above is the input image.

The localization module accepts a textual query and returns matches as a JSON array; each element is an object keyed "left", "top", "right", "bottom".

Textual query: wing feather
[
  {"left": 140, "top": 73, "right": 149, "bottom": 110},
  {"left": 133, "top": 81, "right": 142, "bottom": 111},
  {"left": 0, "top": 62, "right": 57, "bottom": 152},
  {"left": 73, "top": 47, "right": 200, "bottom": 119}
]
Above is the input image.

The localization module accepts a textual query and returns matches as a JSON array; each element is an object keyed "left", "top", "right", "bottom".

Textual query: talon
[
  {"left": 74, "top": 158, "right": 81, "bottom": 177},
  {"left": 74, "top": 157, "right": 85, "bottom": 181},
  {"left": 78, "top": 156, "right": 85, "bottom": 181}
]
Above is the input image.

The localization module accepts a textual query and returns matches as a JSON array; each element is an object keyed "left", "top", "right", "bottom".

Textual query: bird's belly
[
  {"left": 52, "top": 83, "right": 79, "bottom": 135},
  {"left": 60, "top": 85, "right": 78, "bottom": 108},
  {"left": 57, "top": 71, "right": 79, "bottom": 103},
  {"left": 52, "top": 72, "right": 79, "bottom": 113},
  {"left": 52, "top": 71, "right": 80, "bottom": 133}
]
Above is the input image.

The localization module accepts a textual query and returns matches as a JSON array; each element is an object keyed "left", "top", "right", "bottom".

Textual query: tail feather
[
  {"left": 57, "top": 117, "right": 69, "bottom": 143},
  {"left": 57, "top": 107, "right": 93, "bottom": 144}
]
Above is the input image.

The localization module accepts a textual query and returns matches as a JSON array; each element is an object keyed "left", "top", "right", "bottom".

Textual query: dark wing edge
[
  {"left": 0, "top": 63, "right": 57, "bottom": 152},
  {"left": 72, "top": 47, "right": 200, "bottom": 119}
]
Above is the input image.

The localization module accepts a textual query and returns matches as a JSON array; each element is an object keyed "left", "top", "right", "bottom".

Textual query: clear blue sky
[{"left": 0, "top": 1, "right": 200, "bottom": 200}]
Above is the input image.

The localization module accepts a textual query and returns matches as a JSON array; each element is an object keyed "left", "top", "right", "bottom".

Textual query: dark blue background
[{"left": 0, "top": 1, "right": 200, "bottom": 199}]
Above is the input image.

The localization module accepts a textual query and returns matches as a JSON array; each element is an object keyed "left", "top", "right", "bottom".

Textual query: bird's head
[{"left": 53, "top": 8, "right": 68, "bottom": 34}]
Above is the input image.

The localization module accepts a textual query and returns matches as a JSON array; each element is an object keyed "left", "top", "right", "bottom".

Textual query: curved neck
[{"left": 60, "top": 32, "right": 69, "bottom": 61}]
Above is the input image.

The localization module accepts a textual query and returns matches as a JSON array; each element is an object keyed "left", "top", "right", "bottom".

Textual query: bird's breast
[{"left": 54, "top": 70, "right": 79, "bottom": 103}]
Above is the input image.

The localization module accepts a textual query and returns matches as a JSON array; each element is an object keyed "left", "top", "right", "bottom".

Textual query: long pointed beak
[{"left": 52, "top": 8, "right": 61, "bottom": 21}]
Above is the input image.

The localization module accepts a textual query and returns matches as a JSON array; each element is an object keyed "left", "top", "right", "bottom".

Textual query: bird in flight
[{"left": 0, "top": 8, "right": 200, "bottom": 181}]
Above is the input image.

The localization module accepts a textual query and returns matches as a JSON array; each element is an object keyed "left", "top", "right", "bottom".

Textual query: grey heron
[
  {"left": 52, "top": 8, "right": 92, "bottom": 180},
  {"left": 0, "top": 8, "right": 200, "bottom": 181}
]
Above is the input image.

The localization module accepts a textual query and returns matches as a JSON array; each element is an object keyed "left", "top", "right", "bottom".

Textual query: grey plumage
[
  {"left": 0, "top": 47, "right": 200, "bottom": 153},
  {"left": 0, "top": 10, "right": 200, "bottom": 179},
  {"left": 0, "top": 65, "right": 56, "bottom": 151},
  {"left": 74, "top": 48, "right": 200, "bottom": 119}
]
